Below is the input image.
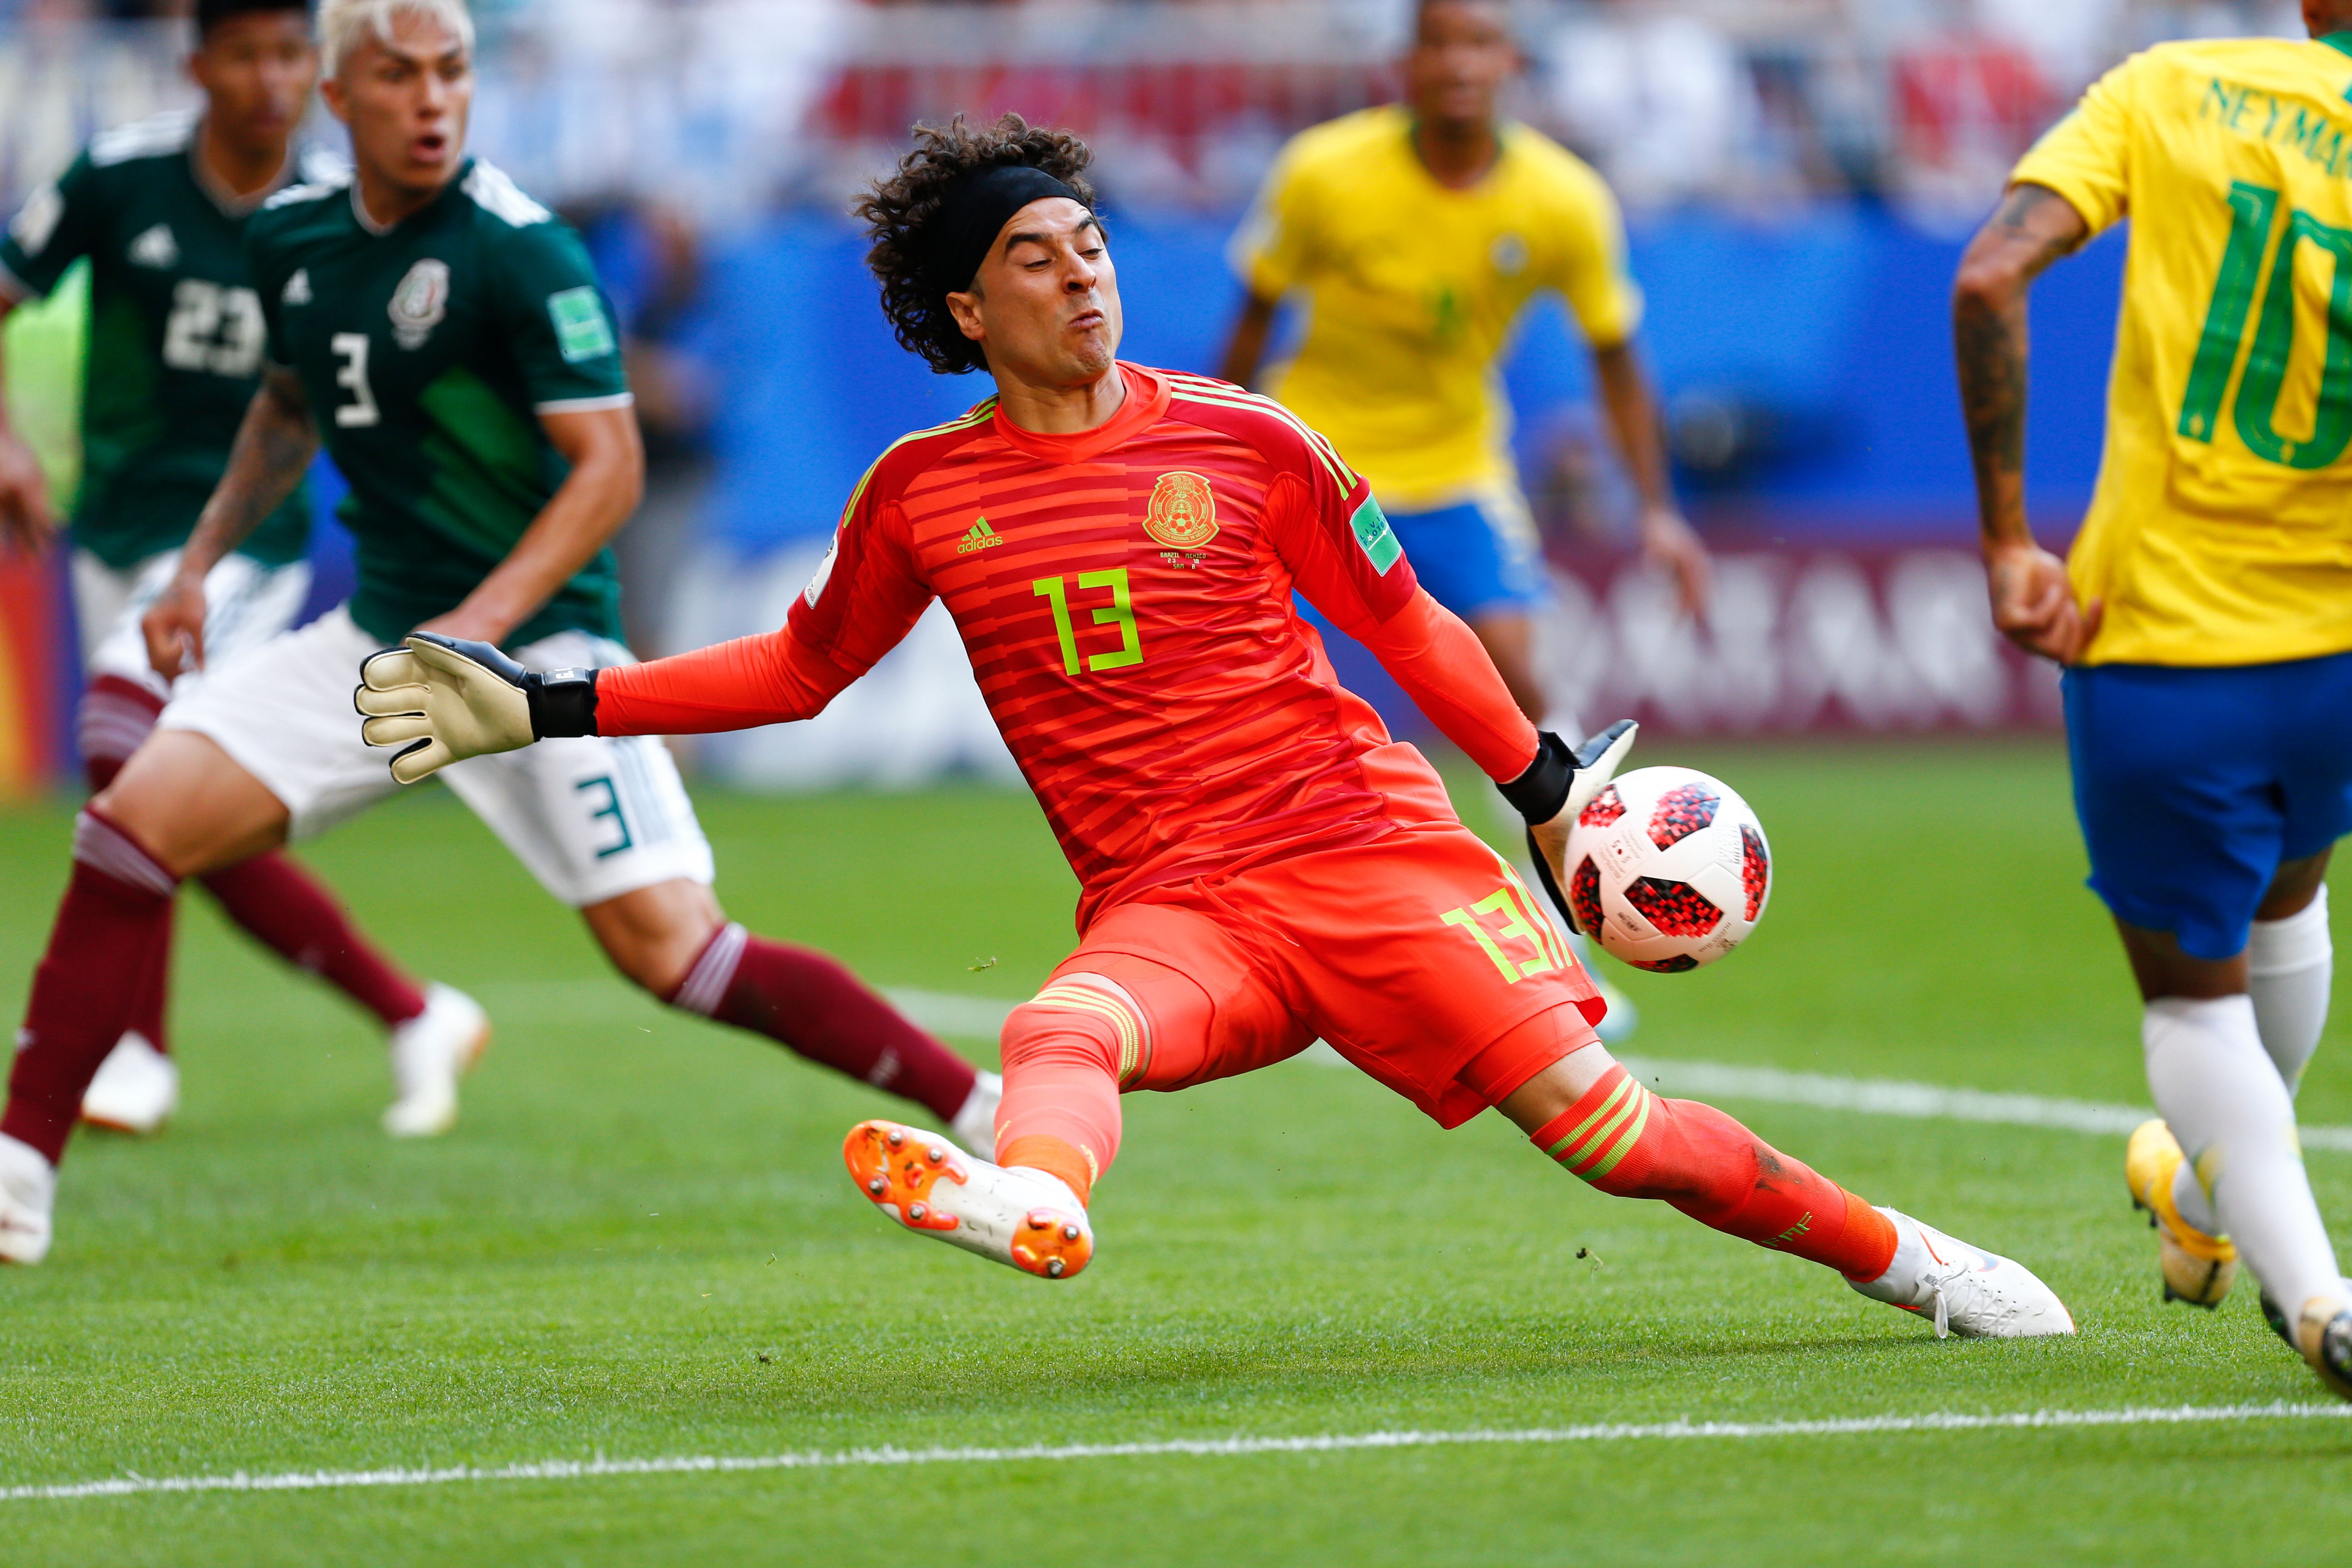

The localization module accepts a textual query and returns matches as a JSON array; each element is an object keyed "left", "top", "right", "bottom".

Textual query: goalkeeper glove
[
  {"left": 354, "top": 632, "right": 600, "bottom": 784},
  {"left": 1496, "top": 719, "right": 1638, "bottom": 933}
]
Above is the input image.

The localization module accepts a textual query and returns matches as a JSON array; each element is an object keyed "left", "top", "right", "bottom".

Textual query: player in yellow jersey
[
  {"left": 1954, "top": 0, "right": 2352, "bottom": 1399},
  {"left": 1219, "top": 0, "right": 1707, "bottom": 1042}
]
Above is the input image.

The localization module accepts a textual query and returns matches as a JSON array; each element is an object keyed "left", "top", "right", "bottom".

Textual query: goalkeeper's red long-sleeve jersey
[{"left": 596, "top": 363, "right": 1539, "bottom": 930}]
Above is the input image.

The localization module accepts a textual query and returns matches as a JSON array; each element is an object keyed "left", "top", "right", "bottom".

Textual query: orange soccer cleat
[{"left": 843, "top": 1120, "right": 1094, "bottom": 1280}]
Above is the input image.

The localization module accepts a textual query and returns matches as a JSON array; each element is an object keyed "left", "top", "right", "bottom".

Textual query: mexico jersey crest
[
  {"left": 389, "top": 258, "right": 451, "bottom": 349},
  {"left": 1143, "top": 470, "right": 1218, "bottom": 549}
]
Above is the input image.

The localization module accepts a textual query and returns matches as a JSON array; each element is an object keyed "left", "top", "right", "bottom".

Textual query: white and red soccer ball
[{"left": 1561, "top": 765, "right": 1772, "bottom": 973}]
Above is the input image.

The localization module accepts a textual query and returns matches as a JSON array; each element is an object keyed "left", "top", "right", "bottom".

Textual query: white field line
[
  {"left": 476, "top": 983, "right": 2352, "bottom": 1152},
  {"left": 9, "top": 1402, "right": 2349, "bottom": 1504},
  {"left": 878, "top": 989, "right": 2352, "bottom": 1154}
]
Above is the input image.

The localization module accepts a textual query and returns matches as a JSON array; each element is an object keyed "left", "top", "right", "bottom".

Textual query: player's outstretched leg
[
  {"left": 1502, "top": 1016, "right": 2073, "bottom": 1338},
  {"left": 646, "top": 914, "right": 999, "bottom": 1152}
]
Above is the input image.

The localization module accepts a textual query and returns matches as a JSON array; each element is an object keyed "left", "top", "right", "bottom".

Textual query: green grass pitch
[{"left": 3, "top": 740, "right": 2351, "bottom": 1563}]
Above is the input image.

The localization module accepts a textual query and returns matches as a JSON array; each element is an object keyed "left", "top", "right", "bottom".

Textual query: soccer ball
[{"left": 1559, "top": 765, "right": 1771, "bottom": 973}]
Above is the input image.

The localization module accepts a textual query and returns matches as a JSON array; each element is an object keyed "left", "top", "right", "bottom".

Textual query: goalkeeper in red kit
[{"left": 358, "top": 115, "right": 2071, "bottom": 1336}]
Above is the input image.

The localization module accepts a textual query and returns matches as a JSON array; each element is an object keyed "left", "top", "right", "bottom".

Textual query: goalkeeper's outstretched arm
[{"left": 356, "top": 625, "right": 858, "bottom": 784}]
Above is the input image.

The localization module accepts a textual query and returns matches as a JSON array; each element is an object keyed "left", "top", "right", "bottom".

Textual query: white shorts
[
  {"left": 73, "top": 546, "right": 314, "bottom": 696},
  {"left": 158, "top": 604, "right": 716, "bottom": 908}
]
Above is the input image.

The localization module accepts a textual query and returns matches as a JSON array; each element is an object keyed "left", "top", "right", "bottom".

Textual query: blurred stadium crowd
[
  {"left": 0, "top": 0, "right": 2300, "bottom": 780},
  {"left": 0, "top": 0, "right": 2305, "bottom": 217}
]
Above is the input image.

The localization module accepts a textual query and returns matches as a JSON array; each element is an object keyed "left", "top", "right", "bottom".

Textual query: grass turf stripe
[{"left": 10, "top": 1402, "right": 2349, "bottom": 1503}]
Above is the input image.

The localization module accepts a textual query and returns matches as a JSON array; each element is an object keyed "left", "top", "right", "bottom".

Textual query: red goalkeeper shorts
[{"left": 1053, "top": 822, "right": 1607, "bottom": 1127}]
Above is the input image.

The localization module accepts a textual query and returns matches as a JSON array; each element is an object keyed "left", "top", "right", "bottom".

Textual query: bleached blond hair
[{"left": 317, "top": 0, "right": 474, "bottom": 76}]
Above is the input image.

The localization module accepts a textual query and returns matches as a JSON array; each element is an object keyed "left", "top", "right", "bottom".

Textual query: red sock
[
  {"left": 199, "top": 853, "right": 426, "bottom": 1028},
  {"left": 665, "top": 923, "right": 978, "bottom": 1122},
  {"left": 79, "top": 675, "right": 173, "bottom": 1057},
  {"left": 3, "top": 810, "right": 180, "bottom": 1164},
  {"left": 1534, "top": 1063, "right": 1898, "bottom": 1280},
  {"left": 991, "top": 981, "right": 1135, "bottom": 1191},
  {"left": 77, "top": 673, "right": 162, "bottom": 794}
]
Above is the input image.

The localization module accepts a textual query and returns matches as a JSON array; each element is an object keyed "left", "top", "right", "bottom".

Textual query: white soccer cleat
[
  {"left": 950, "top": 1070, "right": 1002, "bottom": 1160},
  {"left": 0, "top": 1133, "right": 55, "bottom": 1265},
  {"left": 382, "top": 983, "right": 490, "bottom": 1138},
  {"left": 79, "top": 1033, "right": 179, "bottom": 1135},
  {"left": 843, "top": 1119, "right": 1093, "bottom": 1279},
  {"left": 1848, "top": 1207, "right": 2075, "bottom": 1339}
]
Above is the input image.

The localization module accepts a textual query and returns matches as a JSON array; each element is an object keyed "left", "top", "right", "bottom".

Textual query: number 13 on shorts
[{"left": 1441, "top": 865, "right": 1576, "bottom": 984}]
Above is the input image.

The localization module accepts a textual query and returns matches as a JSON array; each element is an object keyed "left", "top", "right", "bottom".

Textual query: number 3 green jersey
[
  {"left": 2015, "top": 35, "right": 2352, "bottom": 666},
  {"left": 0, "top": 111, "right": 319, "bottom": 569},
  {"left": 245, "top": 157, "right": 631, "bottom": 646}
]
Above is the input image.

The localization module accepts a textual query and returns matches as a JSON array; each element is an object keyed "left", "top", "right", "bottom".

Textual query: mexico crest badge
[
  {"left": 389, "top": 258, "right": 451, "bottom": 350},
  {"left": 1143, "top": 470, "right": 1218, "bottom": 549}
]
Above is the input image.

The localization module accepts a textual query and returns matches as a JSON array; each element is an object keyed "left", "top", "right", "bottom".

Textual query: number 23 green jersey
[
  {"left": 245, "top": 157, "right": 631, "bottom": 647},
  {"left": 0, "top": 111, "right": 320, "bottom": 570},
  {"left": 2016, "top": 35, "right": 2352, "bottom": 666}
]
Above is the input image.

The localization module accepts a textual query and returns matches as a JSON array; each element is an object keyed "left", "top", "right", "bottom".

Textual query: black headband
[{"left": 929, "top": 164, "right": 1087, "bottom": 294}]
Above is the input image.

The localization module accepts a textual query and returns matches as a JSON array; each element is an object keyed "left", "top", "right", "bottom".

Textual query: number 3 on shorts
[{"left": 576, "top": 775, "right": 633, "bottom": 859}]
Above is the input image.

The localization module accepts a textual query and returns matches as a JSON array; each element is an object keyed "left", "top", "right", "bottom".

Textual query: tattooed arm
[
  {"left": 1953, "top": 182, "right": 2097, "bottom": 664},
  {"left": 141, "top": 365, "right": 319, "bottom": 677}
]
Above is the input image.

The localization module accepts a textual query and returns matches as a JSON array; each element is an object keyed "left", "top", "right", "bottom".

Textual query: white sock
[
  {"left": 2145, "top": 995, "right": 2343, "bottom": 1313},
  {"left": 2249, "top": 885, "right": 2331, "bottom": 1094}
]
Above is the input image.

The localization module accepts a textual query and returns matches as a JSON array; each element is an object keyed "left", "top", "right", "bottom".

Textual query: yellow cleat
[{"left": 2126, "top": 1118, "right": 2237, "bottom": 1308}]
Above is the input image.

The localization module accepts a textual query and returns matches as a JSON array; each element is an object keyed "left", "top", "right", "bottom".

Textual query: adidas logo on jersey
[
  {"left": 127, "top": 223, "right": 177, "bottom": 269},
  {"left": 282, "top": 268, "right": 312, "bottom": 305},
  {"left": 956, "top": 517, "right": 1006, "bottom": 554}
]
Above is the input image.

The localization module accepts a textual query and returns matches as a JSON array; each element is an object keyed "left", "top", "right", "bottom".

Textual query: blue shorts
[
  {"left": 2064, "top": 652, "right": 2352, "bottom": 960},
  {"left": 1384, "top": 489, "right": 1547, "bottom": 618}
]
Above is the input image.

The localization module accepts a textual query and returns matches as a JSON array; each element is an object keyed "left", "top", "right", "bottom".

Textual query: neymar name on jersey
[{"left": 2016, "top": 35, "right": 2352, "bottom": 666}]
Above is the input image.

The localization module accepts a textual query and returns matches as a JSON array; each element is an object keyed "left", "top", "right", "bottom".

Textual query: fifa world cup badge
[
  {"left": 389, "top": 259, "right": 451, "bottom": 350},
  {"left": 1143, "top": 470, "right": 1218, "bottom": 551}
]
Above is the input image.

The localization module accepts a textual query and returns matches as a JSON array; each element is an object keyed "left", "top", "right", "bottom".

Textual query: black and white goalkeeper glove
[
  {"left": 354, "top": 632, "right": 600, "bottom": 784},
  {"left": 1495, "top": 719, "right": 1639, "bottom": 933}
]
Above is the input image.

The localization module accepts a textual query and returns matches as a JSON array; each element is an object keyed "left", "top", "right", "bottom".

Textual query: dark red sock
[
  {"left": 666, "top": 922, "right": 979, "bottom": 1122},
  {"left": 77, "top": 674, "right": 162, "bottom": 795},
  {"left": 199, "top": 853, "right": 427, "bottom": 1028},
  {"left": 78, "top": 676, "right": 173, "bottom": 1057},
  {"left": 4, "top": 810, "right": 179, "bottom": 1164}
]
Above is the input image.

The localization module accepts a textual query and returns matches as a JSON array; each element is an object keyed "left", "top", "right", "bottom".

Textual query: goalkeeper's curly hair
[{"left": 857, "top": 113, "right": 1098, "bottom": 377}]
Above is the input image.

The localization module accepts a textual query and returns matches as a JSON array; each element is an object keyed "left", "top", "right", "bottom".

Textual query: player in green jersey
[
  {"left": 0, "top": 0, "right": 996, "bottom": 1264},
  {"left": 0, "top": 0, "right": 485, "bottom": 1140}
]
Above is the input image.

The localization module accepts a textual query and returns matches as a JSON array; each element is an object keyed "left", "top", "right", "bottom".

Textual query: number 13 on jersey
[{"left": 1034, "top": 568, "right": 1144, "bottom": 674}]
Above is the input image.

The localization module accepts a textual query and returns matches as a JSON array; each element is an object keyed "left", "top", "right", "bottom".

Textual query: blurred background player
[
  {"left": 1954, "top": 1, "right": 2352, "bottom": 1398},
  {"left": 371, "top": 115, "right": 2075, "bottom": 1341},
  {"left": 1217, "top": 0, "right": 1711, "bottom": 1042},
  {"left": 0, "top": 0, "right": 481, "bottom": 1138},
  {"left": 0, "top": 0, "right": 995, "bottom": 1265}
]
